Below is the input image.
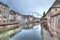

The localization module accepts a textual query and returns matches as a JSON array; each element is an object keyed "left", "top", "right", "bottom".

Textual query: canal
[{"left": 10, "top": 24, "right": 42, "bottom": 40}]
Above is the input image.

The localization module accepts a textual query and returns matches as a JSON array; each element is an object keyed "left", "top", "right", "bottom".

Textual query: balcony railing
[
  {"left": 51, "top": 10, "right": 60, "bottom": 17},
  {"left": 0, "top": 20, "right": 20, "bottom": 25}
]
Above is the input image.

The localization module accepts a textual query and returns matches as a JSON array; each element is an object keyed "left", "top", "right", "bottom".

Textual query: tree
[
  {"left": 43, "top": 12, "right": 46, "bottom": 17},
  {"left": 40, "top": 11, "right": 46, "bottom": 23}
]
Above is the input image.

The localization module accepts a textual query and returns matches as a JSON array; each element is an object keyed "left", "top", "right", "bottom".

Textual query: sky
[{"left": 0, "top": 0, "right": 55, "bottom": 18}]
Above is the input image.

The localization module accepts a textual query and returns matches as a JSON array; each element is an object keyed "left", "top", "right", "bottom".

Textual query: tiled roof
[
  {"left": 9, "top": 10, "right": 23, "bottom": 16},
  {"left": 52, "top": 0, "right": 60, "bottom": 7},
  {"left": 0, "top": 2, "right": 9, "bottom": 8}
]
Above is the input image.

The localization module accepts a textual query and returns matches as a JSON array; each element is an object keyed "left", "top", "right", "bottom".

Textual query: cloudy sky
[{"left": 0, "top": 0, "right": 55, "bottom": 18}]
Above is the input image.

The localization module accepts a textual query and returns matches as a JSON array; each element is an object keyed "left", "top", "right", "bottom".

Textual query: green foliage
[
  {"left": 0, "top": 26, "right": 19, "bottom": 34},
  {"left": 42, "top": 12, "right": 46, "bottom": 18},
  {"left": 40, "top": 11, "right": 46, "bottom": 23}
]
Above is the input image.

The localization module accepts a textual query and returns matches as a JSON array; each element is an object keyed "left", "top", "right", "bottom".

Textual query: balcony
[{"left": 0, "top": 20, "right": 20, "bottom": 25}]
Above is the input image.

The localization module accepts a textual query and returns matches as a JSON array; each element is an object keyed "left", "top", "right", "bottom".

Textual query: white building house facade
[{"left": 0, "top": 2, "right": 10, "bottom": 24}]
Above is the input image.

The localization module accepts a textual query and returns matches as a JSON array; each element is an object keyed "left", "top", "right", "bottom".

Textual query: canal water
[{"left": 10, "top": 24, "right": 42, "bottom": 40}]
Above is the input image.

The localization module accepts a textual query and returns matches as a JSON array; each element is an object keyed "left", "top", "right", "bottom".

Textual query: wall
[
  {"left": 49, "top": 7, "right": 60, "bottom": 40},
  {"left": 0, "top": 4, "right": 9, "bottom": 23}
]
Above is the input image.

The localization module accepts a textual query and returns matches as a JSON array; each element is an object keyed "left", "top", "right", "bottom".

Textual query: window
[
  {"left": 0, "top": 10, "right": 1, "bottom": 13},
  {"left": 55, "top": 9, "right": 57, "bottom": 11},
  {"left": 4, "top": 7, "right": 7, "bottom": 10},
  {"left": 4, "top": 16, "right": 6, "bottom": 18},
  {"left": 4, "top": 7, "right": 6, "bottom": 10},
  {"left": 3, "top": 20, "right": 6, "bottom": 22}
]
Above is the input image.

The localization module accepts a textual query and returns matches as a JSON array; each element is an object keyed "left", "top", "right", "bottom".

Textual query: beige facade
[{"left": 45, "top": 0, "right": 60, "bottom": 40}]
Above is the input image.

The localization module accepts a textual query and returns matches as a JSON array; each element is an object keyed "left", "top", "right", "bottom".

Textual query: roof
[
  {"left": 15, "top": 12, "right": 23, "bottom": 16},
  {"left": 46, "top": 0, "right": 59, "bottom": 15},
  {"left": 9, "top": 10, "right": 16, "bottom": 15},
  {"left": 9, "top": 10, "right": 23, "bottom": 16},
  {"left": 0, "top": 2, "right": 9, "bottom": 8},
  {"left": 52, "top": 0, "right": 60, "bottom": 8}
]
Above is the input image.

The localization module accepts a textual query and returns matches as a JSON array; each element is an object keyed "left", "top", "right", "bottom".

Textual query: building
[
  {"left": 15, "top": 12, "right": 23, "bottom": 22},
  {"left": 26, "top": 15, "right": 34, "bottom": 23},
  {"left": 44, "top": 0, "right": 60, "bottom": 40},
  {"left": 0, "top": 2, "right": 24, "bottom": 24},
  {"left": 20, "top": 15, "right": 34, "bottom": 23},
  {"left": 0, "top": 2, "right": 10, "bottom": 24},
  {"left": 21, "top": 15, "right": 28, "bottom": 23},
  {"left": 9, "top": 10, "right": 16, "bottom": 22},
  {"left": 29, "top": 15, "right": 34, "bottom": 22},
  {"left": 9, "top": 10, "right": 24, "bottom": 23}
]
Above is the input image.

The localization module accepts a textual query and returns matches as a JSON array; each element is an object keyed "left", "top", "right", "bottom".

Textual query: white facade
[{"left": 0, "top": 2, "right": 10, "bottom": 23}]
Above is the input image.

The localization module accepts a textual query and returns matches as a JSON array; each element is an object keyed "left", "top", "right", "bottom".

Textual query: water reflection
[
  {"left": 23, "top": 23, "right": 39, "bottom": 29},
  {"left": 10, "top": 24, "right": 41, "bottom": 40}
]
